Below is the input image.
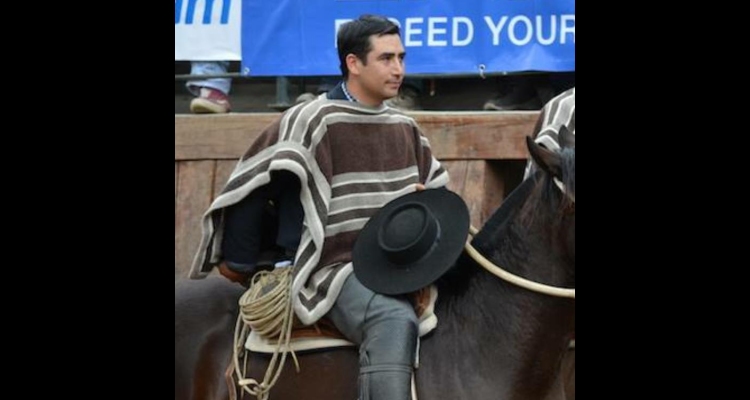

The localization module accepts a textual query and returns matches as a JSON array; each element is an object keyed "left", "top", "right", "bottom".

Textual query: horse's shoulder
[{"left": 175, "top": 277, "right": 245, "bottom": 312}]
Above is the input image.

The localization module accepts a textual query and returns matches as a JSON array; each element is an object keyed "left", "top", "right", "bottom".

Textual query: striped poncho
[
  {"left": 189, "top": 97, "right": 449, "bottom": 325},
  {"left": 524, "top": 87, "right": 576, "bottom": 178}
]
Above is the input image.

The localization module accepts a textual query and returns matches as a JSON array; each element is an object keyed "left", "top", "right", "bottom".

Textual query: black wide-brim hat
[{"left": 352, "top": 189, "right": 470, "bottom": 295}]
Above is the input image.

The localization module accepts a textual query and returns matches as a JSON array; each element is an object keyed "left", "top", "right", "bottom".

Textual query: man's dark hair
[{"left": 337, "top": 14, "right": 400, "bottom": 78}]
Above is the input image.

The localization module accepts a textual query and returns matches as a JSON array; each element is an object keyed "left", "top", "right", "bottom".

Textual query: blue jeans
[{"left": 186, "top": 61, "right": 231, "bottom": 96}]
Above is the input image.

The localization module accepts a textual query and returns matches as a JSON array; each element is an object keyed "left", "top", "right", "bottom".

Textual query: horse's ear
[
  {"left": 526, "top": 136, "right": 562, "bottom": 177},
  {"left": 558, "top": 126, "right": 575, "bottom": 149}
]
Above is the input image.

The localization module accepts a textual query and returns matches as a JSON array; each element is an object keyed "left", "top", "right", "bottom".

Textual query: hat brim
[{"left": 352, "top": 189, "right": 470, "bottom": 295}]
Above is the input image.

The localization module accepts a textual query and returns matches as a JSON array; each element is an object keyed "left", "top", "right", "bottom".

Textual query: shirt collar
[{"left": 341, "top": 82, "right": 358, "bottom": 103}]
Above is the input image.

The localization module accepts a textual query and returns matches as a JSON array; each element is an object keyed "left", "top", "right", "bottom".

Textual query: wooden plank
[
  {"left": 175, "top": 160, "right": 215, "bottom": 278},
  {"left": 175, "top": 113, "right": 280, "bottom": 161},
  {"left": 443, "top": 160, "right": 468, "bottom": 196},
  {"left": 414, "top": 111, "right": 538, "bottom": 160},
  {"left": 442, "top": 160, "right": 527, "bottom": 228},
  {"left": 442, "top": 160, "right": 488, "bottom": 228},
  {"left": 175, "top": 162, "right": 178, "bottom": 275},
  {"left": 175, "top": 111, "right": 538, "bottom": 161},
  {"left": 462, "top": 161, "right": 489, "bottom": 229},
  {"left": 443, "top": 160, "right": 484, "bottom": 228},
  {"left": 213, "top": 160, "right": 236, "bottom": 200}
]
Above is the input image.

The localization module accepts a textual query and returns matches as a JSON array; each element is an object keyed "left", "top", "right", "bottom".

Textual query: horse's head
[
  {"left": 526, "top": 126, "right": 575, "bottom": 200},
  {"left": 526, "top": 126, "right": 575, "bottom": 271}
]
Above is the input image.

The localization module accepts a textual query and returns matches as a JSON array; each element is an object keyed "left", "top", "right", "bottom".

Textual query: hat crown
[{"left": 377, "top": 202, "right": 439, "bottom": 267}]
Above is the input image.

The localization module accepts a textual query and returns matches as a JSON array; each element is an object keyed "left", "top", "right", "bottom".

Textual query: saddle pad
[{"left": 246, "top": 284, "right": 438, "bottom": 353}]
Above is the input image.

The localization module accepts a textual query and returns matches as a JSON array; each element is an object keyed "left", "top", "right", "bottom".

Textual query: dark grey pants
[{"left": 326, "top": 274, "right": 418, "bottom": 400}]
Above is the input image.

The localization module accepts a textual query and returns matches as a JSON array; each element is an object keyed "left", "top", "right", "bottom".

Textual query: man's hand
[{"left": 415, "top": 183, "right": 425, "bottom": 191}]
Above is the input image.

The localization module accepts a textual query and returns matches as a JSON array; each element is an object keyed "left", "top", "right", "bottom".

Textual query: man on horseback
[{"left": 190, "top": 14, "right": 450, "bottom": 400}]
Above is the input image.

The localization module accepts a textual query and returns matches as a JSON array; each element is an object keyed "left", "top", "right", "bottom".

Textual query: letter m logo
[{"left": 175, "top": 0, "right": 231, "bottom": 25}]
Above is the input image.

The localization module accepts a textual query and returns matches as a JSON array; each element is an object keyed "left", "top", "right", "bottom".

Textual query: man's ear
[{"left": 346, "top": 54, "right": 360, "bottom": 76}]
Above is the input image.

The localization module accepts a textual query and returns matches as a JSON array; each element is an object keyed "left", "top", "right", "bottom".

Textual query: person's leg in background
[{"left": 187, "top": 61, "right": 232, "bottom": 113}]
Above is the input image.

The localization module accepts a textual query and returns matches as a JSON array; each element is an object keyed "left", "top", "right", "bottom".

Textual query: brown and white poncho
[
  {"left": 524, "top": 87, "right": 576, "bottom": 178},
  {"left": 189, "top": 97, "right": 449, "bottom": 325}
]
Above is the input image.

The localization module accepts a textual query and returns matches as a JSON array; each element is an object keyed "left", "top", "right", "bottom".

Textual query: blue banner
[{"left": 241, "top": 0, "right": 574, "bottom": 77}]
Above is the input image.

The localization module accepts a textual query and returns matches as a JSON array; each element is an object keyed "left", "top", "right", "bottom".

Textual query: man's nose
[{"left": 393, "top": 59, "right": 404, "bottom": 75}]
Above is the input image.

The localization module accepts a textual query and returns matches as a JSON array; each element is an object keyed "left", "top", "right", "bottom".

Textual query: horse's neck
[{"left": 419, "top": 207, "right": 573, "bottom": 399}]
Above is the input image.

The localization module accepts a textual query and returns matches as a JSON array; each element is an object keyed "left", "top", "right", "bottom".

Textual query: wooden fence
[{"left": 175, "top": 111, "right": 539, "bottom": 277}]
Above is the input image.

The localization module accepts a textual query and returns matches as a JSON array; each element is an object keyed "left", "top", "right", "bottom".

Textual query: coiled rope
[{"left": 231, "top": 268, "right": 300, "bottom": 400}]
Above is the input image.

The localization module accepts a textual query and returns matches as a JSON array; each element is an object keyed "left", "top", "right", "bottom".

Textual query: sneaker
[
  {"left": 385, "top": 86, "right": 419, "bottom": 110},
  {"left": 190, "top": 87, "right": 231, "bottom": 114}
]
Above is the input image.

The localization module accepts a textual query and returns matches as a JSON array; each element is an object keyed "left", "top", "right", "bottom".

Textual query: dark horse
[{"left": 175, "top": 130, "right": 575, "bottom": 400}]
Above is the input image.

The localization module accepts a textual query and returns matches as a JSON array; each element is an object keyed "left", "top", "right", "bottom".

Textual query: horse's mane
[
  {"left": 435, "top": 177, "right": 535, "bottom": 298},
  {"left": 436, "top": 146, "right": 575, "bottom": 299}
]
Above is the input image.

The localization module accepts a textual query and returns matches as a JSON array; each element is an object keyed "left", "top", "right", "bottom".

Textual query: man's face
[{"left": 348, "top": 34, "right": 405, "bottom": 106}]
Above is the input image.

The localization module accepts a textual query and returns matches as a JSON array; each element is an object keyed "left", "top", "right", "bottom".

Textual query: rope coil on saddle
[{"left": 231, "top": 268, "right": 300, "bottom": 400}]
